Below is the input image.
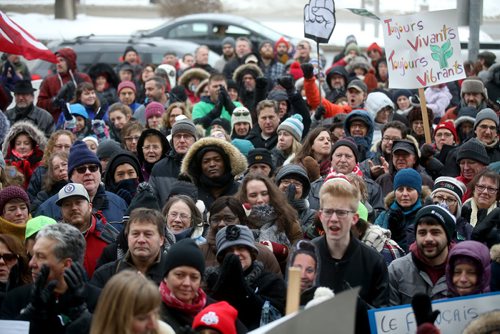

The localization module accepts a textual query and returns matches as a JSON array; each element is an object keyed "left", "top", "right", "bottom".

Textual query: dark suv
[{"left": 29, "top": 35, "right": 219, "bottom": 79}]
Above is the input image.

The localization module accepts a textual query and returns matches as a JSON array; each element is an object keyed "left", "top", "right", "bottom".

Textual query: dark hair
[
  {"left": 209, "top": 73, "right": 227, "bottom": 84},
  {"left": 294, "top": 126, "right": 331, "bottom": 163},
  {"left": 468, "top": 169, "right": 500, "bottom": 201},
  {"left": 237, "top": 174, "right": 299, "bottom": 236},
  {"left": 0, "top": 234, "right": 31, "bottom": 285},
  {"left": 290, "top": 240, "right": 318, "bottom": 269},
  {"left": 382, "top": 120, "right": 408, "bottom": 138},
  {"left": 209, "top": 196, "right": 249, "bottom": 225},
  {"left": 75, "top": 81, "right": 100, "bottom": 110},
  {"left": 127, "top": 208, "right": 165, "bottom": 238}
]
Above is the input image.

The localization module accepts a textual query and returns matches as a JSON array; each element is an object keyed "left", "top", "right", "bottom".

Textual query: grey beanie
[
  {"left": 222, "top": 36, "right": 235, "bottom": 48},
  {"left": 171, "top": 119, "right": 197, "bottom": 139},
  {"left": 275, "top": 164, "right": 311, "bottom": 199},
  {"left": 216, "top": 225, "right": 258, "bottom": 262},
  {"left": 456, "top": 138, "right": 490, "bottom": 165},
  {"left": 96, "top": 139, "right": 122, "bottom": 160},
  {"left": 474, "top": 108, "right": 499, "bottom": 130}
]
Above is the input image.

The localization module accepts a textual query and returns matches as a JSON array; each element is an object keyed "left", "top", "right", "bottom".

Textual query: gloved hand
[
  {"left": 285, "top": 184, "right": 296, "bottom": 203},
  {"left": 387, "top": 209, "right": 404, "bottom": 241},
  {"left": 21, "top": 265, "right": 57, "bottom": 319},
  {"left": 256, "top": 77, "right": 268, "bottom": 90},
  {"left": 314, "top": 105, "right": 326, "bottom": 120},
  {"left": 277, "top": 75, "right": 295, "bottom": 95},
  {"left": 115, "top": 179, "right": 139, "bottom": 205},
  {"left": 212, "top": 253, "right": 249, "bottom": 301},
  {"left": 420, "top": 144, "right": 435, "bottom": 162},
  {"left": 219, "top": 85, "right": 236, "bottom": 113},
  {"left": 55, "top": 81, "right": 76, "bottom": 104},
  {"left": 300, "top": 63, "right": 315, "bottom": 79},
  {"left": 411, "top": 293, "right": 440, "bottom": 327},
  {"left": 260, "top": 240, "right": 289, "bottom": 262},
  {"left": 63, "top": 262, "right": 88, "bottom": 321},
  {"left": 208, "top": 99, "right": 223, "bottom": 119},
  {"left": 62, "top": 102, "right": 73, "bottom": 121},
  {"left": 94, "top": 107, "right": 106, "bottom": 121}
]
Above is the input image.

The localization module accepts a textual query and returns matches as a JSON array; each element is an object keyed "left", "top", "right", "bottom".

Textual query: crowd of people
[{"left": 0, "top": 31, "right": 499, "bottom": 334}]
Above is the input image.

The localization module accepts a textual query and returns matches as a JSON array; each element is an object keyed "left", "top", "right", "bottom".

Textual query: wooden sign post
[
  {"left": 285, "top": 267, "right": 301, "bottom": 315},
  {"left": 418, "top": 88, "right": 433, "bottom": 144}
]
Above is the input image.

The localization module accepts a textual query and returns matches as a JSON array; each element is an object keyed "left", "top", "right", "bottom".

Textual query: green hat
[
  {"left": 357, "top": 202, "right": 368, "bottom": 222},
  {"left": 25, "top": 216, "right": 57, "bottom": 240}
]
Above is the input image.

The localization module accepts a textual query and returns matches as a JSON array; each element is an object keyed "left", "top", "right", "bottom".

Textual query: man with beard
[
  {"left": 214, "top": 37, "right": 236, "bottom": 73},
  {"left": 181, "top": 137, "right": 247, "bottom": 209},
  {"left": 223, "top": 37, "right": 253, "bottom": 80},
  {"left": 388, "top": 205, "right": 456, "bottom": 305},
  {"left": 324, "top": 66, "right": 348, "bottom": 103},
  {"left": 133, "top": 76, "right": 169, "bottom": 126},
  {"left": 58, "top": 183, "right": 114, "bottom": 277},
  {"left": 259, "top": 40, "right": 285, "bottom": 84},
  {"left": 6, "top": 80, "right": 54, "bottom": 138},
  {"left": 442, "top": 77, "right": 491, "bottom": 122}
]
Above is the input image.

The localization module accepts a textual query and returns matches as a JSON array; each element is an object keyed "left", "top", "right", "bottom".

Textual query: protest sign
[
  {"left": 382, "top": 9, "right": 466, "bottom": 89},
  {"left": 368, "top": 291, "right": 500, "bottom": 334}
]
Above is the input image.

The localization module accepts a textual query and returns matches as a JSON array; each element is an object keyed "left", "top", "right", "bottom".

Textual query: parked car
[
  {"left": 28, "top": 35, "right": 219, "bottom": 79},
  {"left": 134, "top": 13, "right": 300, "bottom": 54}
]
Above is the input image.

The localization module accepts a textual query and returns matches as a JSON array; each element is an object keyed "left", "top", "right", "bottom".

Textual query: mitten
[
  {"left": 277, "top": 75, "right": 295, "bottom": 95},
  {"left": 411, "top": 293, "right": 440, "bottom": 327},
  {"left": 91, "top": 119, "right": 108, "bottom": 141},
  {"left": 314, "top": 105, "right": 326, "bottom": 120},
  {"left": 260, "top": 240, "right": 289, "bottom": 262},
  {"left": 62, "top": 102, "right": 73, "bottom": 121},
  {"left": 212, "top": 253, "right": 248, "bottom": 301},
  {"left": 302, "top": 156, "right": 320, "bottom": 182},
  {"left": 55, "top": 81, "right": 76, "bottom": 103},
  {"left": 300, "top": 63, "right": 314, "bottom": 79}
]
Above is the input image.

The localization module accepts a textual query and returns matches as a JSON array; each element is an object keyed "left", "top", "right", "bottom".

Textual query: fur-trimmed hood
[
  {"left": 233, "top": 63, "right": 264, "bottom": 82},
  {"left": 383, "top": 185, "right": 431, "bottom": 209},
  {"left": 2, "top": 120, "right": 47, "bottom": 156},
  {"left": 178, "top": 68, "right": 210, "bottom": 88},
  {"left": 181, "top": 137, "right": 247, "bottom": 183},
  {"left": 491, "top": 243, "right": 500, "bottom": 263},
  {"left": 87, "top": 62, "right": 120, "bottom": 89}
]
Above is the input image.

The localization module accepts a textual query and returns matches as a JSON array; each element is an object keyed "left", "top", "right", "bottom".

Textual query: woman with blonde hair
[
  {"left": 90, "top": 270, "right": 174, "bottom": 334},
  {"left": 161, "top": 102, "right": 191, "bottom": 136}
]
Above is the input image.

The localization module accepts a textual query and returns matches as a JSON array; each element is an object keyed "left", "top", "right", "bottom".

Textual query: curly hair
[
  {"left": 42, "top": 130, "right": 75, "bottom": 166},
  {"left": 162, "top": 102, "right": 191, "bottom": 129}
]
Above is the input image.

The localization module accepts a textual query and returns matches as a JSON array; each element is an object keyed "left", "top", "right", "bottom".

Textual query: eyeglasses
[
  {"left": 124, "top": 136, "right": 140, "bottom": 142},
  {"left": 478, "top": 124, "right": 497, "bottom": 131},
  {"left": 280, "top": 179, "right": 303, "bottom": 189},
  {"left": 435, "top": 132, "right": 453, "bottom": 138},
  {"left": 75, "top": 164, "right": 99, "bottom": 174},
  {"left": 167, "top": 212, "right": 191, "bottom": 221},
  {"left": 209, "top": 214, "right": 237, "bottom": 224},
  {"left": 382, "top": 136, "right": 401, "bottom": 142},
  {"left": 173, "top": 133, "right": 194, "bottom": 140},
  {"left": 54, "top": 144, "right": 71, "bottom": 150},
  {"left": 0, "top": 253, "right": 18, "bottom": 262},
  {"left": 475, "top": 184, "right": 498, "bottom": 194},
  {"left": 233, "top": 111, "right": 250, "bottom": 117},
  {"left": 433, "top": 195, "right": 457, "bottom": 206},
  {"left": 320, "top": 208, "right": 355, "bottom": 219},
  {"left": 142, "top": 145, "right": 161, "bottom": 151}
]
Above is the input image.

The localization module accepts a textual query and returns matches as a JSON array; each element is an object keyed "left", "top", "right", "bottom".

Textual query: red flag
[{"left": 0, "top": 11, "right": 57, "bottom": 63}]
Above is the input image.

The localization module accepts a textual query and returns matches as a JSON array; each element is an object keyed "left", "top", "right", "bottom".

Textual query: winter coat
[
  {"left": 149, "top": 151, "right": 185, "bottom": 207},
  {"left": 192, "top": 96, "right": 242, "bottom": 131},
  {"left": 374, "top": 187, "right": 431, "bottom": 252},
  {"left": 462, "top": 198, "right": 499, "bottom": 230},
  {"left": 485, "top": 63, "right": 500, "bottom": 103},
  {"left": 245, "top": 125, "right": 278, "bottom": 150},
  {"left": 31, "top": 180, "right": 67, "bottom": 214},
  {"left": 376, "top": 165, "right": 434, "bottom": 199},
  {"left": 36, "top": 48, "right": 92, "bottom": 121},
  {"left": 388, "top": 246, "right": 449, "bottom": 306},
  {"left": 6, "top": 104, "right": 54, "bottom": 138},
  {"left": 445, "top": 240, "right": 491, "bottom": 297},
  {"left": 424, "top": 85, "right": 453, "bottom": 119},
  {"left": 3, "top": 120, "right": 47, "bottom": 188},
  {"left": 199, "top": 226, "right": 282, "bottom": 277},
  {"left": 491, "top": 244, "right": 500, "bottom": 292},
  {"left": 27, "top": 166, "right": 47, "bottom": 204},
  {"left": 470, "top": 207, "right": 500, "bottom": 248},
  {"left": 35, "top": 184, "right": 127, "bottom": 230},
  {"left": 304, "top": 77, "right": 351, "bottom": 118}
]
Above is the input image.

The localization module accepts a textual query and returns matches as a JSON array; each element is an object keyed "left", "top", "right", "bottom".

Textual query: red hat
[
  {"left": 145, "top": 101, "right": 165, "bottom": 120},
  {"left": 192, "top": 301, "right": 238, "bottom": 334},
  {"left": 435, "top": 120, "right": 459, "bottom": 144},
  {"left": 274, "top": 37, "right": 290, "bottom": 50},
  {"left": 289, "top": 61, "right": 303, "bottom": 80},
  {"left": 117, "top": 80, "right": 136, "bottom": 94},
  {"left": 366, "top": 42, "right": 383, "bottom": 54}
]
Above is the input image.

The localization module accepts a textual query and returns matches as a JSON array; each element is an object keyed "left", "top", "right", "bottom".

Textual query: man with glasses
[
  {"left": 149, "top": 119, "right": 198, "bottom": 207},
  {"left": 455, "top": 138, "right": 490, "bottom": 200},
  {"left": 91, "top": 208, "right": 167, "bottom": 288},
  {"left": 473, "top": 108, "right": 500, "bottom": 163},
  {"left": 36, "top": 141, "right": 127, "bottom": 228},
  {"left": 57, "top": 183, "right": 115, "bottom": 277},
  {"left": 313, "top": 178, "right": 388, "bottom": 334}
]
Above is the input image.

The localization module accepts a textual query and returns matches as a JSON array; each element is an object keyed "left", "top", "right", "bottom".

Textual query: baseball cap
[
  {"left": 347, "top": 79, "right": 367, "bottom": 94},
  {"left": 56, "top": 183, "right": 90, "bottom": 206}
]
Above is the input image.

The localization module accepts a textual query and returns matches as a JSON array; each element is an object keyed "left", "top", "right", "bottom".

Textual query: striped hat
[{"left": 277, "top": 114, "right": 304, "bottom": 141}]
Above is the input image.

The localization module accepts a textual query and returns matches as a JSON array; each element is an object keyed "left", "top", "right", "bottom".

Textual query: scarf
[
  {"left": 319, "top": 159, "right": 331, "bottom": 177},
  {"left": 199, "top": 171, "right": 233, "bottom": 189},
  {"left": 0, "top": 216, "right": 27, "bottom": 242},
  {"left": 248, "top": 204, "right": 291, "bottom": 248},
  {"left": 159, "top": 280, "right": 206, "bottom": 316},
  {"left": 11, "top": 148, "right": 34, "bottom": 160},
  {"left": 410, "top": 242, "right": 448, "bottom": 285},
  {"left": 464, "top": 198, "right": 498, "bottom": 227},
  {"left": 328, "top": 163, "right": 363, "bottom": 177}
]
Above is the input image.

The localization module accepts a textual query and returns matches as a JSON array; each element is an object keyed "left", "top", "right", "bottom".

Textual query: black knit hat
[
  {"left": 331, "top": 137, "right": 359, "bottom": 162},
  {"left": 275, "top": 164, "right": 311, "bottom": 199},
  {"left": 210, "top": 118, "right": 232, "bottom": 134},
  {"left": 456, "top": 138, "right": 490, "bottom": 165},
  {"left": 163, "top": 239, "right": 205, "bottom": 277},
  {"left": 103, "top": 150, "right": 143, "bottom": 189},
  {"left": 247, "top": 148, "right": 274, "bottom": 172},
  {"left": 68, "top": 141, "right": 101, "bottom": 177},
  {"left": 415, "top": 204, "right": 456, "bottom": 243},
  {"left": 123, "top": 45, "right": 138, "bottom": 59},
  {"left": 125, "top": 183, "right": 160, "bottom": 215}
]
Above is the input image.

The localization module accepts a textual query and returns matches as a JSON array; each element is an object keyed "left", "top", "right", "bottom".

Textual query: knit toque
[
  {"left": 117, "top": 80, "right": 136, "bottom": 94},
  {"left": 96, "top": 139, "right": 122, "bottom": 160},
  {"left": 231, "top": 106, "right": 253, "bottom": 134},
  {"left": 192, "top": 301, "right": 238, "bottom": 334},
  {"left": 247, "top": 148, "right": 274, "bottom": 171},
  {"left": 331, "top": 137, "right": 359, "bottom": 162},
  {"left": 163, "top": 238, "right": 205, "bottom": 277},
  {"left": 474, "top": 108, "right": 499, "bottom": 130},
  {"left": 415, "top": 204, "right": 457, "bottom": 243},
  {"left": 434, "top": 120, "right": 458, "bottom": 143},
  {"left": 393, "top": 168, "right": 422, "bottom": 194},
  {"left": 221, "top": 36, "right": 235, "bottom": 48},
  {"left": 275, "top": 164, "right": 311, "bottom": 199},
  {"left": 68, "top": 140, "right": 101, "bottom": 177},
  {"left": 277, "top": 114, "right": 304, "bottom": 142},
  {"left": 171, "top": 118, "right": 197, "bottom": 139},
  {"left": 216, "top": 225, "right": 258, "bottom": 262},
  {"left": 456, "top": 138, "right": 490, "bottom": 165},
  {"left": 145, "top": 101, "right": 165, "bottom": 120},
  {"left": 0, "top": 186, "right": 29, "bottom": 214},
  {"left": 431, "top": 177, "right": 466, "bottom": 218}
]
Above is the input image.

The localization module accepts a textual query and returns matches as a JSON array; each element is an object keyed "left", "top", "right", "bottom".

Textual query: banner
[
  {"left": 0, "top": 11, "right": 57, "bottom": 63},
  {"left": 382, "top": 9, "right": 466, "bottom": 89},
  {"left": 368, "top": 292, "right": 500, "bottom": 334}
]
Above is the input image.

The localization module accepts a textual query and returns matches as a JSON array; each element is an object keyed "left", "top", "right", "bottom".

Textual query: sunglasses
[
  {"left": 234, "top": 111, "right": 250, "bottom": 117},
  {"left": 0, "top": 253, "right": 18, "bottom": 262},
  {"left": 75, "top": 164, "right": 99, "bottom": 174}
]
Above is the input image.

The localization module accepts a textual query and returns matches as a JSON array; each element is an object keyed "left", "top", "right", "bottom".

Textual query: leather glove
[
  {"left": 300, "top": 63, "right": 315, "bottom": 79},
  {"left": 314, "top": 105, "right": 326, "bottom": 120},
  {"left": 277, "top": 75, "right": 295, "bottom": 94},
  {"left": 208, "top": 99, "right": 223, "bottom": 119},
  {"left": 62, "top": 102, "right": 73, "bottom": 121},
  {"left": 21, "top": 265, "right": 57, "bottom": 319},
  {"left": 411, "top": 293, "right": 440, "bottom": 327},
  {"left": 256, "top": 77, "right": 268, "bottom": 89},
  {"left": 63, "top": 262, "right": 88, "bottom": 321},
  {"left": 420, "top": 144, "right": 435, "bottom": 162}
]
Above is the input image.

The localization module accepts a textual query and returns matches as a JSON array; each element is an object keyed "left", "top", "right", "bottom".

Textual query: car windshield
[{"left": 239, "top": 18, "right": 287, "bottom": 40}]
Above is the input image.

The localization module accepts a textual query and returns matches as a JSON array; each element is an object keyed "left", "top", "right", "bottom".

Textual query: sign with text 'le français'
[{"left": 382, "top": 9, "right": 466, "bottom": 89}]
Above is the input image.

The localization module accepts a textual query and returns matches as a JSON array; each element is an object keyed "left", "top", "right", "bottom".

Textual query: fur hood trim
[
  {"left": 491, "top": 243, "right": 500, "bottom": 263},
  {"left": 181, "top": 137, "right": 248, "bottom": 179},
  {"left": 3, "top": 120, "right": 47, "bottom": 156},
  {"left": 383, "top": 185, "right": 431, "bottom": 209},
  {"left": 178, "top": 68, "right": 210, "bottom": 88},
  {"left": 233, "top": 63, "right": 264, "bottom": 82}
]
